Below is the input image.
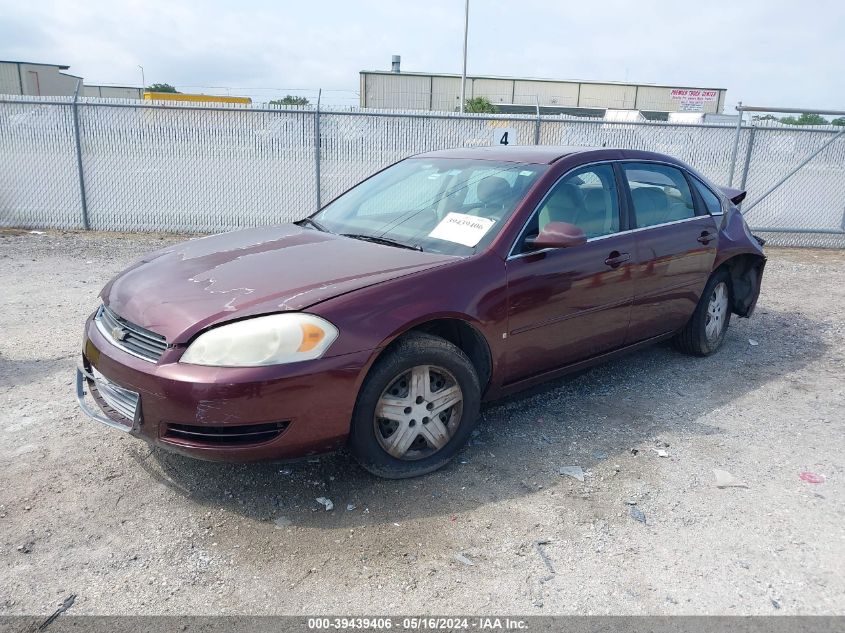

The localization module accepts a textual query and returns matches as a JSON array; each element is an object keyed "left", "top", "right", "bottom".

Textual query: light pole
[
  {"left": 459, "top": 0, "right": 469, "bottom": 113},
  {"left": 138, "top": 65, "right": 145, "bottom": 92}
]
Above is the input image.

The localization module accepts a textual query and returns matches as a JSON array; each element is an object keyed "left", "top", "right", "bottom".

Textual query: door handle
[
  {"left": 697, "top": 231, "right": 715, "bottom": 245},
  {"left": 604, "top": 251, "right": 630, "bottom": 268}
]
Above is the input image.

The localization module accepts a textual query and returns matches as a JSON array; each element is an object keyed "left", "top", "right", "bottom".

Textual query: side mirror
[{"left": 525, "top": 221, "right": 587, "bottom": 250}]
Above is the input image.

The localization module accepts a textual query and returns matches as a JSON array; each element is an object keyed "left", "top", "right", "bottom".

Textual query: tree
[
  {"left": 831, "top": 117, "right": 845, "bottom": 126},
  {"left": 145, "top": 83, "right": 178, "bottom": 93},
  {"left": 780, "top": 112, "right": 828, "bottom": 126},
  {"left": 464, "top": 96, "right": 498, "bottom": 113},
  {"left": 270, "top": 95, "right": 310, "bottom": 106},
  {"left": 796, "top": 113, "right": 829, "bottom": 125}
]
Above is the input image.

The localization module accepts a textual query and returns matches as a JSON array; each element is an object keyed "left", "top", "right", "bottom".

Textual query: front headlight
[{"left": 180, "top": 313, "right": 338, "bottom": 367}]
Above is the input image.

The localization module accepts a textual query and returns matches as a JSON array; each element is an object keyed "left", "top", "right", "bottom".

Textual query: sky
[{"left": 1, "top": 0, "right": 843, "bottom": 109}]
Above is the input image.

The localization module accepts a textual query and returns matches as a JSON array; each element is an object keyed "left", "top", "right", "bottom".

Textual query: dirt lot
[{"left": 0, "top": 229, "right": 843, "bottom": 616}]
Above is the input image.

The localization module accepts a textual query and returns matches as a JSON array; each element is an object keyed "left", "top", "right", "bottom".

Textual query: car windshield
[{"left": 311, "top": 158, "right": 547, "bottom": 255}]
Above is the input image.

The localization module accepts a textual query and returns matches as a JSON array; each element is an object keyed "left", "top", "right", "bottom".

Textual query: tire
[
  {"left": 673, "top": 269, "right": 732, "bottom": 357},
  {"left": 349, "top": 332, "right": 481, "bottom": 479}
]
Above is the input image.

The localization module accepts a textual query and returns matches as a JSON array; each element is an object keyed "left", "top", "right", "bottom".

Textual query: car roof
[
  {"left": 413, "top": 146, "right": 680, "bottom": 166},
  {"left": 414, "top": 145, "right": 592, "bottom": 164}
]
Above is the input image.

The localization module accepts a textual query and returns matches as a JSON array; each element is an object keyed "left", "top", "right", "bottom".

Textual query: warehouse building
[
  {"left": 84, "top": 85, "right": 143, "bottom": 99},
  {"left": 0, "top": 60, "right": 83, "bottom": 96},
  {"left": 360, "top": 57, "right": 726, "bottom": 119},
  {"left": 0, "top": 60, "right": 142, "bottom": 98}
]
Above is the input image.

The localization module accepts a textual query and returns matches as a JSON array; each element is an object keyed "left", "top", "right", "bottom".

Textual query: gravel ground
[{"left": 0, "top": 229, "right": 843, "bottom": 616}]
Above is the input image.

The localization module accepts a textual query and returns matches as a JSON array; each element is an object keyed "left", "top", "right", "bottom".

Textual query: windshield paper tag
[{"left": 428, "top": 212, "right": 495, "bottom": 247}]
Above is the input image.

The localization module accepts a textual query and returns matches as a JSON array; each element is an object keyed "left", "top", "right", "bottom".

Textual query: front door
[
  {"left": 505, "top": 163, "right": 635, "bottom": 383},
  {"left": 619, "top": 162, "right": 719, "bottom": 342}
]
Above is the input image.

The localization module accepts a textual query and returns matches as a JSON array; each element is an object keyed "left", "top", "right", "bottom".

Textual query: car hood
[{"left": 101, "top": 224, "right": 456, "bottom": 343}]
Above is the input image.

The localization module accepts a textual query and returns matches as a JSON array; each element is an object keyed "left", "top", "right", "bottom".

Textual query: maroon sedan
[{"left": 77, "top": 146, "right": 766, "bottom": 478}]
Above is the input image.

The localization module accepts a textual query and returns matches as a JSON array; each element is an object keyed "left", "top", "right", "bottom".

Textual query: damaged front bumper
[
  {"left": 76, "top": 313, "right": 374, "bottom": 462},
  {"left": 76, "top": 365, "right": 141, "bottom": 434}
]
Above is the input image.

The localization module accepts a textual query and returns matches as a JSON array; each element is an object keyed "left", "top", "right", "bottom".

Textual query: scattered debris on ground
[
  {"left": 532, "top": 540, "right": 555, "bottom": 576},
  {"left": 559, "top": 466, "right": 585, "bottom": 482},
  {"left": 799, "top": 472, "right": 825, "bottom": 484},
  {"left": 629, "top": 506, "right": 647, "bottom": 524},
  {"left": 713, "top": 469, "right": 748, "bottom": 489},
  {"left": 37, "top": 594, "right": 75, "bottom": 631}
]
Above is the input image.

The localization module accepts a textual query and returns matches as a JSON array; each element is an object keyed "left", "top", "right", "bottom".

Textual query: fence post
[
  {"left": 314, "top": 88, "right": 322, "bottom": 212},
  {"left": 71, "top": 80, "right": 90, "bottom": 229},
  {"left": 534, "top": 96, "right": 541, "bottom": 145},
  {"left": 727, "top": 101, "right": 743, "bottom": 187},
  {"left": 737, "top": 124, "right": 757, "bottom": 208}
]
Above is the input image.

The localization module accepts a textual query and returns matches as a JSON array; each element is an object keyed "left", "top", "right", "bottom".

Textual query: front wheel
[
  {"left": 349, "top": 333, "right": 481, "bottom": 479},
  {"left": 673, "top": 270, "right": 732, "bottom": 356}
]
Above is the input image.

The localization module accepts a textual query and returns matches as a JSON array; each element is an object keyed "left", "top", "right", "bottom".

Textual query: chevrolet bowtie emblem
[{"left": 111, "top": 326, "right": 128, "bottom": 341}]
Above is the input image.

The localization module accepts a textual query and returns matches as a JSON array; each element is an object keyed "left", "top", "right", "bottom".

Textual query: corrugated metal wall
[
  {"left": 431, "top": 76, "right": 461, "bottom": 112},
  {"left": 17, "top": 64, "right": 80, "bottom": 96},
  {"left": 361, "top": 72, "right": 726, "bottom": 114},
  {"left": 363, "top": 74, "right": 431, "bottom": 110},
  {"left": 0, "top": 63, "right": 22, "bottom": 95},
  {"left": 469, "top": 78, "right": 513, "bottom": 104},
  {"left": 513, "top": 80, "right": 578, "bottom": 106},
  {"left": 578, "top": 83, "right": 637, "bottom": 109},
  {"left": 84, "top": 86, "right": 143, "bottom": 99}
]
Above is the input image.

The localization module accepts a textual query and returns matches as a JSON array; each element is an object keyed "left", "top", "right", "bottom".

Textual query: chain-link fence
[
  {"left": 1, "top": 95, "right": 843, "bottom": 247},
  {"left": 737, "top": 122, "right": 845, "bottom": 248}
]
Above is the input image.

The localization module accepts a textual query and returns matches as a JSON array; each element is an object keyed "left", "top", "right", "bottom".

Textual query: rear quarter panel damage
[{"left": 714, "top": 206, "right": 767, "bottom": 317}]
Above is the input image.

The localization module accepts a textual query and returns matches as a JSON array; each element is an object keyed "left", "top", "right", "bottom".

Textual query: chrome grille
[
  {"left": 91, "top": 367, "right": 139, "bottom": 422},
  {"left": 95, "top": 305, "right": 167, "bottom": 362}
]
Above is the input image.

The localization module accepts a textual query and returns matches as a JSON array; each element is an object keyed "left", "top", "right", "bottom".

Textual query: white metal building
[
  {"left": 0, "top": 60, "right": 83, "bottom": 96},
  {"left": 0, "top": 60, "right": 142, "bottom": 99},
  {"left": 84, "top": 85, "right": 143, "bottom": 99},
  {"left": 360, "top": 61, "right": 726, "bottom": 116}
]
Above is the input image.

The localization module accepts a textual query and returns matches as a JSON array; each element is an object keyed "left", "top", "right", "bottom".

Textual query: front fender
[{"left": 309, "top": 252, "right": 509, "bottom": 387}]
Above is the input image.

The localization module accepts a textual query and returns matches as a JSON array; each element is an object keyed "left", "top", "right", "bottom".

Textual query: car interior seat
[
  {"left": 581, "top": 188, "right": 612, "bottom": 237},
  {"left": 631, "top": 187, "right": 669, "bottom": 227},
  {"left": 664, "top": 196, "right": 694, "bottom": 222},
  {"left": 466, "top": 176, "right": 512, "bottom": 219},
  {"left": 538, "top": 183, "right": 585, "bottom": 230}
]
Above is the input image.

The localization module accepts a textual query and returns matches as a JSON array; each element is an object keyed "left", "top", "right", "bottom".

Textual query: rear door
[
  {"left": 620, "top": 162, "right": 719, "bottom": 343},
  {"left": 504, "top": 163, "right": 635, "bottom": 383}
]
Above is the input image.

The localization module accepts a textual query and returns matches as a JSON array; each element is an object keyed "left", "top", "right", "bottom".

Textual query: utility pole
[
  {"left": 459, "top": 0, "right": 469, "bottom": 113},
  {"left": 138, "top": 65, "right": 145, "bottom": 92}
]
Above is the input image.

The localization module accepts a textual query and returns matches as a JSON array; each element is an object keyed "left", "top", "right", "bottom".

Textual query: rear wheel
[
  {"left": 673, "top": 270, "right": 732, "bottom": 356},
  {"left": 349, "top": 333, "right": 480, "bottom": 478}
]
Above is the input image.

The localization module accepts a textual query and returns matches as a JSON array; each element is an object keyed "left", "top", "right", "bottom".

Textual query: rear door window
[{"left": 622, "top": 163, "right": 696, "bottom": 228}]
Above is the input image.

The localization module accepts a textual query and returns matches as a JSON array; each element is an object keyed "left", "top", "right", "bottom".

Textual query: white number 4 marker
[{"left": 491, "top": 128, "right": 516, "bottom": 146}]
